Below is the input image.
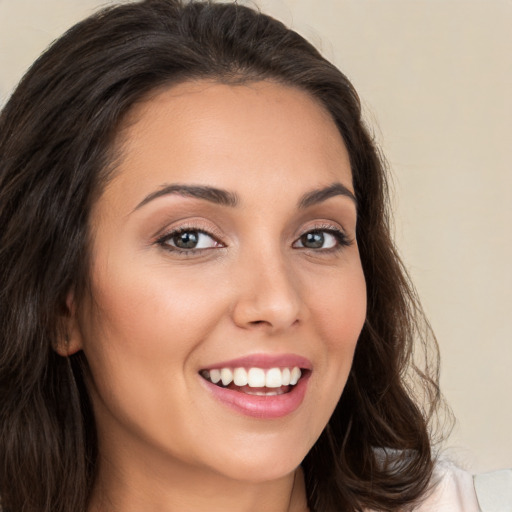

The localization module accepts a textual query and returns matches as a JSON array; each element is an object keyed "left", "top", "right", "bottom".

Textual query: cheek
[
  {"left": 77, "top": 260, "right": 228, "bottom": 419},
  {"left": 307, "top": 262, "right": 366, "bottom": 393},
  {"left": 83, "top": 259, "right": 226, "bottom": 357},
  {"left": 77, "top": 261, "right": 233, "bottom": 454},
  {"left": 312, "top": 264, "right": 366, "bottom": 347}
]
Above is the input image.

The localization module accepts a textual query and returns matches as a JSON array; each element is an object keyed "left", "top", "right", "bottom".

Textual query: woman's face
[{"left": 71, "top": 80, "right": 366, "bottom": 483}]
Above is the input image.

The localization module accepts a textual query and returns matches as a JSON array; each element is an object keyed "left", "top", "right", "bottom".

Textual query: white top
[
  {"left": 474, "top": 468, "right": 512, "bottom": 512},
  {"left": 414, "top": 460, "right": 512, "bottom": 512}
]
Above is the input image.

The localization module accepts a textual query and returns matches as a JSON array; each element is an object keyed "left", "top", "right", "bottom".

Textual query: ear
[{"left": 53, "top": 291, "right": 84, "bottom": 357}]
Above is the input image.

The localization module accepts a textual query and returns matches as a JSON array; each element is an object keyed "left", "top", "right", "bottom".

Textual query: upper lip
[{"left": 200, "top": 353, "right": 313, "bottom": 371}]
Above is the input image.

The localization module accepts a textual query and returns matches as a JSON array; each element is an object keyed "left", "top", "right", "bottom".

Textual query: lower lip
[{"left": 201, "top": 374, "right": 310, "bottom": 419}]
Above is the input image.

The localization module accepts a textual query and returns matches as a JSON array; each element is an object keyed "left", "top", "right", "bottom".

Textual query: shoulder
[{"left": 413, "top": 459, "right": 512, "bottom": 512}]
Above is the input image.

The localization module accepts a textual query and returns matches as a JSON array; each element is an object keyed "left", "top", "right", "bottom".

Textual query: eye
[
  {"left": 158, "top": 229, "right": 222, "bottom": 252},
  {"left": 293, "top": 229, "right": 350, "bottom": 250}
]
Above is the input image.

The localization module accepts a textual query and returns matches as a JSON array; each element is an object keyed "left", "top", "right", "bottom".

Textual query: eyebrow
[
  {"left": 133, "top": 181, "right": 356, "bottom": 212},
  {"left": 133, "top": 184, "right": 239, "bottom": 211},
  {"left": 298, "top": 183, "right": 357, "bottom": 209}
]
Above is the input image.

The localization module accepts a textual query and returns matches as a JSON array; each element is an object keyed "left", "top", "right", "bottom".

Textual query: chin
[
  {"left": 217, "top": 457, "right": 303, "bottom": 484},
  {"left": 202, "top": 431, "right": 313, "bottom": 483}
]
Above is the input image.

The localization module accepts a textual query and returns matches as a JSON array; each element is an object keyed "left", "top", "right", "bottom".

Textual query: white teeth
[
  {"left": 244, "top": 389, "right": 285, "bottom": 396},
  {"left": 265, "top": 367, "right": 283, "bottom": 388},
  {"left": 247, "top": 368, "right": 266, "bottom": 387},
  {"left": 233, "top": 367, "right": 248, "bottom": 386},
  {"left": 290, "top": 367, "right": 301, "bottom": 385},
  {"left": 281, "top": 368, "right": 291, "bottom": 386},
  {"left": 220, "top": 368, "right": 233, "bottom": 386},
  {"left": 245, "top": 389, "right": 268, "bottom": 396},
  {"left": 203, "top": 366, "right": 304, "bottom": 389},
  {"left": 209, "top": 369, "right": 221, "bottom": 384}
]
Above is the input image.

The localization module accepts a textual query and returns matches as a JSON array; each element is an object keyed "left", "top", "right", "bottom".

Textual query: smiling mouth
[{"left": 200, "top": 366, "right": 307, "bottom": 396}]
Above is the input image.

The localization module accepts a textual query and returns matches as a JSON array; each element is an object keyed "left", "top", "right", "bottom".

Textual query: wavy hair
[{"left": 0, "top": 1, "right": 446, "bottom": 511}]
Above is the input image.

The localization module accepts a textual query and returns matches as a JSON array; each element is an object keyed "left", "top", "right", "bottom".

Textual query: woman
[{"left": 0, "top": 1, "right": 504, "bottom": 511}]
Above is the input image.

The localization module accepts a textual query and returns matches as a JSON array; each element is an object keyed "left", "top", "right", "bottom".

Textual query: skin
[{"left": 63, "top": 80, "right": 367, "bottom": 512}]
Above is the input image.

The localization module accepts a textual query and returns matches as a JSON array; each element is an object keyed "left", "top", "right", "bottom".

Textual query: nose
[{"left": 230, "top": 248, "right": 305, "bottom": 333}]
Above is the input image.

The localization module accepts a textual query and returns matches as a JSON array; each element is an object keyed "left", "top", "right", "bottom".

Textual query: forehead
[{"left": 102, "top": 80, "right": 353, "bottom": 212}]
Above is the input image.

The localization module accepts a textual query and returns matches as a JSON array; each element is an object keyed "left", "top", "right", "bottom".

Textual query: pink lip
[
  {"left": 200, "top": 372, "right": 310, "bottom": 419},
  {"left": 198, "top": 353, "right": 312, "bottom": 419},
  {"left": 201, "top": 353, "right": 313, "bottom": 371}
]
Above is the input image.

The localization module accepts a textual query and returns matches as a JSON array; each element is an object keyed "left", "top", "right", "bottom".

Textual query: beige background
[{"left": 0, "top": 0, "right": 510, "bottom": 473}]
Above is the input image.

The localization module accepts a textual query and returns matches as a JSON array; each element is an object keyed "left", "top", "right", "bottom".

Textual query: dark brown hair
[{"left": 0, "top": 1, "right": 445, "bottom": 511}]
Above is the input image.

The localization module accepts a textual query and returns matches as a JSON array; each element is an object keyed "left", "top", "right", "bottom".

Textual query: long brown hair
[{"left": 0, "top": 1, "right": 446, "bottom": 510}]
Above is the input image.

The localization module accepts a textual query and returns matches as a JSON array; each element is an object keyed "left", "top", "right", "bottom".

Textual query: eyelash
[
  {"left": 294, "top": 226, "right": 352, "bottom": 252},
  {"left": 155, "top": 226, "right": 224, "bottom": 256},
  {"left": 155, "top": 224, "right": 352, "bottom": 256}
]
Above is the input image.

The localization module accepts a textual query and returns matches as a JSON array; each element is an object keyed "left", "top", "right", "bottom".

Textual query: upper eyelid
[
  {"left": 156, "top": 228, "right": 223, "bottom": 247},
  {"left": 154, "top": 220, "right": 224, "bottom": 243},
  {"left": 296, "top": 221, "right": 347, "bottom": 236},
  {"left": 156, "top": 223, "right": 345, "bottom": 237}
]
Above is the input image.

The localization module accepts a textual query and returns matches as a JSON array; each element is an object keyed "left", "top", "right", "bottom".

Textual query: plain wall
[{"left": 1, "top": 0, "right": 510, "bottom": 473}]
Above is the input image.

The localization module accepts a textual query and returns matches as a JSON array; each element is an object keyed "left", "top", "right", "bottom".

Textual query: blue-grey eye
[
  {"left": 296, "top": 231, "right": 339, "bottom": 249},
  {"left": 165, "top": 230, "right": 218, "bottom": 250}
]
